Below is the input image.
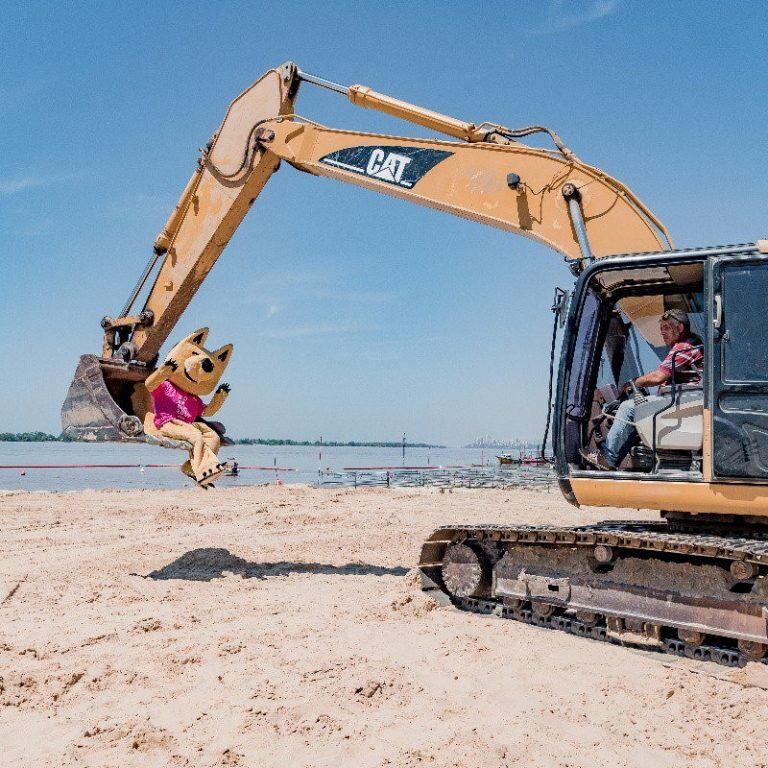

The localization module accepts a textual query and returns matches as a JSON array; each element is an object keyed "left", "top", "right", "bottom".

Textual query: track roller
[{"left": 441, "top": 541, "right": 490, "bottom": 598}]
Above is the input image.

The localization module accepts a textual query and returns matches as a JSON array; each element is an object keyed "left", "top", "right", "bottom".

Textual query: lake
[{"left": 0, "top": 442, "right": 548, "bottom": 492}]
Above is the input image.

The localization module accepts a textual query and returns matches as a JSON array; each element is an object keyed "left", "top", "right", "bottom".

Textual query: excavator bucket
[{"left": 62, "top": 356, "right": 155, "bottom": 443}]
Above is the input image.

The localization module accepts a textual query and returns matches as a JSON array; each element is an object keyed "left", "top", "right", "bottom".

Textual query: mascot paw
[
  {"left": 216, "top": 382, "right": 231, "bottom": 395},
  {"left": 197, "top": 465, "right": 226, "bottom": 487},
  {"left": 164, "top": 358, "right": 179, "bottom": 372}
]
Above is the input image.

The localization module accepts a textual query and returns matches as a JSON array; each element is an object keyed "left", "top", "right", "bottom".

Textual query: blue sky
[{"left": 1, "top": 1, "right": 766, "bottom": 444}]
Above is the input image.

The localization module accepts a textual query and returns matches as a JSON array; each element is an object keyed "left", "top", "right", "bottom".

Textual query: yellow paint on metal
[
  {"left": 265, "top": 119, "right": 669, "bottom": 261},
  {"left": 702, "top": 408, "right": 713, "bottom": 482},
  {"left": 571, "top": 477, "right": 768, "bottom": 515},
  {"left": 130, "top": 65, "right": 298, "bottom": 361}
]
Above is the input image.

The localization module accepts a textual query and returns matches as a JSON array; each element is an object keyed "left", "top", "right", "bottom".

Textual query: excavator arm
[{"left": 61, "top": 61, "right": 672, "bottom": 442}]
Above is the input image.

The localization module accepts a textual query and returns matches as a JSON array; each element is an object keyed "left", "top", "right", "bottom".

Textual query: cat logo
[
  {"left": 365, "top": 149, "right": 412, "bottom": 184},
  {"left": 319, "top": 145, "right": 453, "bottom": 189}
]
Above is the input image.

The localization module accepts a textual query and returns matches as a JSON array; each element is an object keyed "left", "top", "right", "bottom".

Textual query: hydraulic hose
[{"left": 541, "top": 288, "right": 566, "bottom": 462}]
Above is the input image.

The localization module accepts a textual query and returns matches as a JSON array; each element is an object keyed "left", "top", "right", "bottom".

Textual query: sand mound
[{"left": 1, "top": 485, "right": 766, "bottom": 767}]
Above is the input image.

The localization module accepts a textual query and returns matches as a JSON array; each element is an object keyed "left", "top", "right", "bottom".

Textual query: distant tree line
[
  {"left": 232, "top": 438, "right": 442, "bottom": 448},
  {"left": 0, "top": 432, "right": 441, "bottom": 448},
  {"left": 0, "top": 432, "right": 73, "bottom": 442}
]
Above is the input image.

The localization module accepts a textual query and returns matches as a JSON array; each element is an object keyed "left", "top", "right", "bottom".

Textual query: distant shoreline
[
  {"left": 0, "top": 432, "right": 443, "bottom": 449},
  {"left": 232, "top": 438, "right": 442, "bottom": 448},
  {"left": 1, "top": 433, "right": 542, "bottom": 450}
]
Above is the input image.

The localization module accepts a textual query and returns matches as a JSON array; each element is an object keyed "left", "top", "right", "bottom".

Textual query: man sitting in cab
[{"left": 581, "top": 309, "right": 703, "bottom": 471}]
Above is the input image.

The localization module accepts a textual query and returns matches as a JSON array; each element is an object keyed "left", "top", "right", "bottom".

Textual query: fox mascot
[{"left": 140, "top": 328, "right": 233, "bottom": 488}]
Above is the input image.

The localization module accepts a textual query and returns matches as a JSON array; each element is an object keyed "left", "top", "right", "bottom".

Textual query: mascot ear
[
  {"left": 182, "top": 327, "right": 209, "bottom": 346},
  {"left": 212, "top": 344, "right": 233, "bottom": 364}
]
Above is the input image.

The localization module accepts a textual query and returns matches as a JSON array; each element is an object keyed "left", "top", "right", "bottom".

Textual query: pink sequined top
[{"left": 150, "top": 380, "right": 205, "bottom": 428}]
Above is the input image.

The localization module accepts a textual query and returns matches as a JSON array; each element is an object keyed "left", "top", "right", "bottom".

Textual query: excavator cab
[
  {"left": 420, "top": 243, "right": 768, "bottom": 664},
  {"left": 553, "top": 242, "right": 768, "bottom": 510},
  {"left": 567, "top": 257, "right": 705, "bottom": 475}
]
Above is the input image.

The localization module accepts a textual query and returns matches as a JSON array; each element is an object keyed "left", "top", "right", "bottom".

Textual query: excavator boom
[{"left": 61, "top": 61, "right": 671, "bottom": 441}]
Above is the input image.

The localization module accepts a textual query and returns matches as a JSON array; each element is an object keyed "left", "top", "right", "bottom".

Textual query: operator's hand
[{"left": 621, "top": 380, "right": 634, "bottom": 396}]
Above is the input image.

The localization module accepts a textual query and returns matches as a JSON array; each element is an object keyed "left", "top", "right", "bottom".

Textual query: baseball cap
[{"left": 661, "top": 308, "right": 689, "bottom": 325}]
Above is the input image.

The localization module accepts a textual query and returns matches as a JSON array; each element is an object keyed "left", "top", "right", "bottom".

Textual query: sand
[{"left": 1, "top": 484, "right": 767, "bottom": 768}]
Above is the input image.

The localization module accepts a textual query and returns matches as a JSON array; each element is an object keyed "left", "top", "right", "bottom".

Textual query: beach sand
[{"left": 1, "top": 484, "right": 767, "bottom": 767}]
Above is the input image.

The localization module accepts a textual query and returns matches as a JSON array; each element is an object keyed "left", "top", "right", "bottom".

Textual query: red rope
[
  {"left": 0, "top": 463, "right": 174, "bottom": 469},
  {"left": 233, "top": 466, "right": 296, "bottom": 471},
  {"left": 0, "top": 464, "right": 296, "bottom": 470}
]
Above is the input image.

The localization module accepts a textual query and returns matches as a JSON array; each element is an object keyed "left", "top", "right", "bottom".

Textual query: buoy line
[{"left": 0, "top": 464, "right": 296, "bottom": 471}]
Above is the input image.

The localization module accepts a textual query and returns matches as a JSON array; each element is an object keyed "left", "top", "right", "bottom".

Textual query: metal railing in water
[{"left": 317, "top": 465, "right": 554, "bottom": 490}]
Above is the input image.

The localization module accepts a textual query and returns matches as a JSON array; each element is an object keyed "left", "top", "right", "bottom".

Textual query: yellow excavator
[{"left": 62, "top": 62, "right": 768, "bottom": 665}]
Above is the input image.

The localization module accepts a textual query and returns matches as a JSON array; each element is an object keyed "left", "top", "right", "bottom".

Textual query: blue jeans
[{"left": 603, "top": 399, "right": 637, "bottom": 468}]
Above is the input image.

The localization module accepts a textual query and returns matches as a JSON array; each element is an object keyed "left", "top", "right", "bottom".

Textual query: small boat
[
  {"left": 224, "top": 460, "right": 239, "bottom": 477},
  {"left": 520, "top": 453, "right": 552, "bottom": 466},
  {"left": 496, "top": 453, "right": 518, "bottom": 465}
]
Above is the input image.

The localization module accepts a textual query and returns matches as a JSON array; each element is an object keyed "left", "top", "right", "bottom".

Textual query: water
[{"left": 0, "top": 442, "right": 547, "bottom": 492}]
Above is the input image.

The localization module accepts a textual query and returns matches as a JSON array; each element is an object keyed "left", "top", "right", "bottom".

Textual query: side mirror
[{"left": 551, "top": 288, "right": 570, "bottom": 328}]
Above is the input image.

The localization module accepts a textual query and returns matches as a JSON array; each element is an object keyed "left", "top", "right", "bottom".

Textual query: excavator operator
[{"left": 581, "top": 309, "right": 703, "bottom": 471}]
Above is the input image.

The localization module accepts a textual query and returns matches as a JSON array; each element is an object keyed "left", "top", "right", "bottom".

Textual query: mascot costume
[{"left": 139, "top": 328, "right": 233, "bottom": 487}]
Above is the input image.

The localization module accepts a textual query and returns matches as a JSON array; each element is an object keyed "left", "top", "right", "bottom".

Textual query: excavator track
[{"left": 419, "top": 522, "right": 768, "bottom": 667}]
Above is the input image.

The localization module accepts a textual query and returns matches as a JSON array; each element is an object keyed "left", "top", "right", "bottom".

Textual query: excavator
[{"left": 62, "top": 62, "right": 768, "bottom": 666}]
